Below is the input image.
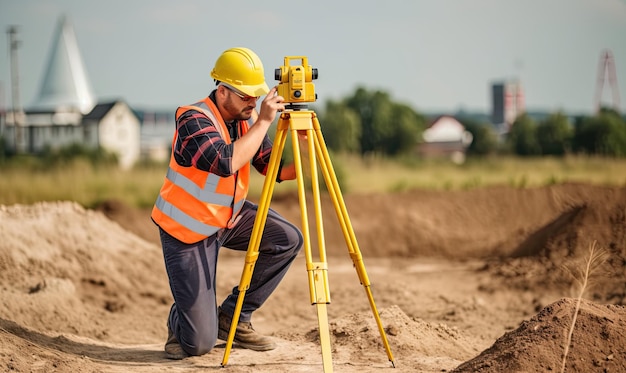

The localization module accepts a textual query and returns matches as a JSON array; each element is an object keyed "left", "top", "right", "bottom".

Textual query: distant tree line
[
  {"left": 497, "top": 107, "right": 626, "bottom": 157},
  {"left": 315, "top": 87, "right": 626, "bottom": 158}
]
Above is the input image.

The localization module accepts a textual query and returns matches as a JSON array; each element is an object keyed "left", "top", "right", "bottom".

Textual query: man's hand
[
  {"left": 257, "top": 86, "right": 285, "bottom": 124},
  {"left": 279, "top": 163, "right": 297, "bottom": 181},
  {"left": 232, "top": 87, "right": 285, "bottom": 172}
]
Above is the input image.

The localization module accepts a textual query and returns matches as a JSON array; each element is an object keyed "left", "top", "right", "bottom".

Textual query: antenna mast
[{"left": 593, "top": 49, "right": 621, "bottom": 113}]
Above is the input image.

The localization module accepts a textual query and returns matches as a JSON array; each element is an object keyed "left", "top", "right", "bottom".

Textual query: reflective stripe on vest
[
  {"left": 156, "top": 167, "right": 246, "bottom": 211},
  {"left": 165, "top": 169, "right": 230, "bottom": 205},
  {"left": 151, "top": 96, "right": 250, "bottom": 243},
  {"left": 154, "top": 195, "right": 221, "bottom": 237},
  {"left": 180, "top": 100, "right": 247, "bottom": 216}
]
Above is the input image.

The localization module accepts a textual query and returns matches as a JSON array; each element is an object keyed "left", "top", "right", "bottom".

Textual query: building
[
  {"left": 491, "top": 79, "right": 525, "bottom": 131},
  {"left": 138, "top": 110, "right": 175, "bottom": 162},
  {"left": 83, "top": 101, "right": 140, "bottom": 169},
  {"left": 2, "top": 15, "right": 140, "bottom": 169},
  {"left": 417, "top": 115, "right": 473, "bottom": 164}
]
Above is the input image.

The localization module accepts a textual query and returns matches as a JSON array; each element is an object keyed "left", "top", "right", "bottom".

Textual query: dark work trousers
[{"left": 160, "top": 200, "right": 303, "bottom": 356}]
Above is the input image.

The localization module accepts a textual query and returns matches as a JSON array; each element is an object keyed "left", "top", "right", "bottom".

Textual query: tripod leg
[
  {"left": 290, "top": 124, "right": 333, "bottom": 372},
  {"left": 221, "top": 122, "right": 288, "bottom": 367},
  {"left": 311, "top": 116, "right": 396, "bottom": 368}
]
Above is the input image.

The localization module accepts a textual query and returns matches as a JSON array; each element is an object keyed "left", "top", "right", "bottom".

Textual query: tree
[
  {"left": 345, "top": 86, "right": 424, "bottom": 156},
  {"left": 345, "top": 87, "right": 389, "bottom": 155},
  {"left": 382, "top": 103, "right": 426, "bottom": 155},
  {"left": 573, "top": 108, "right": 626, "bottom": 156},
  {"left": 536, "top": 112, "right": 573, "bottom": 156},
  {"left": 318, "top": 100, "right": 361, "bottom": 153},
  {"left": 459, "top": 119, "right": 498, "bottom": 156},
  {"left": 507, "top": 114, "right": 540, "bottom": 156}
]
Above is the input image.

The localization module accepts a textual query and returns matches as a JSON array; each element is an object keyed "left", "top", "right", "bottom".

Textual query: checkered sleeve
[
  {"left": 173, "top": 110, "right": 234, "bottom": 176},
  {"left": 251, "top": 134, "right": 274, "bottom": 175}
]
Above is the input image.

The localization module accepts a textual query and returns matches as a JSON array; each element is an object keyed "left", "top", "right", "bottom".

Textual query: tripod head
[{"left": 275, "top": 56, "right": 318, "bottom": 110}]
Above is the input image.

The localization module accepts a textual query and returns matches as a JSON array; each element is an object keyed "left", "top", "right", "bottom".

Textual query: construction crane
[{"left": 593, "top": 49, "right": 620, "bottom": 113}]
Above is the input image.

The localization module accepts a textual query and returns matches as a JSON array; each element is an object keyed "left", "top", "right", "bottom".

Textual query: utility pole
[
  {"left": 7, "top": 25, "right": 24, "bottom": 152},
  {"left": 593, "top": 49, "right": 621, "bottom": 113},
  {"left": 0, "top": 81, "right": 5, "bottom": 137}
]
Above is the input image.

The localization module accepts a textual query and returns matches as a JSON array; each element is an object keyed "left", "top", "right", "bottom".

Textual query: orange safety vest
[{"left": 151, "top": 97, "right": 250, "bottom": 244}]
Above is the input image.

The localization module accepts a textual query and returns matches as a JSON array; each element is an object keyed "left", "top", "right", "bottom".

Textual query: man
[{"left": 151, "top": 47, "right": 303, "bottom": 359}]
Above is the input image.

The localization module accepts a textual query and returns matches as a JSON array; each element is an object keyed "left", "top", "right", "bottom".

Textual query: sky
[{"left": 1, "top": 0, "right": 625, "bottom": 116}]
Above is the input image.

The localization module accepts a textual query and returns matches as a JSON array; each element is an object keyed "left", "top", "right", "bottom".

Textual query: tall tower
[
  {"left": 492, "top": 79, "right": 525, "bottom": 129},
  {"left": 30, "top": 15, "right": 96, "bottom": 114},
  {"left": 593, "top": 49, "right": 620, "bottom": 113}
]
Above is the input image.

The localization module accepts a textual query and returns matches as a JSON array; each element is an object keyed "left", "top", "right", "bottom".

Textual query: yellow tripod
[{"left": 221, "top": 109, "right": 396, "bottom": 372}]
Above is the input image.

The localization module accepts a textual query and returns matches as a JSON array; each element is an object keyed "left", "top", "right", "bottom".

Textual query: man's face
[{"left": 220, "top": 85, "right": 259, "bottom": 122}]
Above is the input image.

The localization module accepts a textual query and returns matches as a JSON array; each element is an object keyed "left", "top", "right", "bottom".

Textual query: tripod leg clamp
[{"left": 307, "top": 261, "right": 331, "bottom": 304}]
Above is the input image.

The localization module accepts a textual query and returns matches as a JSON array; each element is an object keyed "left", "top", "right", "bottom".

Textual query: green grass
[{"left": 1, "top": 155, "right": 625, "bottom": 208}]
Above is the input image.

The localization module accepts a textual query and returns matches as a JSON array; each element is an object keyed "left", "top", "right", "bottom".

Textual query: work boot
[
  {"left": 164, "top": 327, "right": 188, "bottom": 360},
  {"left": 217, "top": 308, "right": 277, "bottom": 351}
]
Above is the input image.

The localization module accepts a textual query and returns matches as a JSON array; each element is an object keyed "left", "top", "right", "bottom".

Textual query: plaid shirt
[{"left": 172, "top": 90, "right": 273, "bottom": 177}]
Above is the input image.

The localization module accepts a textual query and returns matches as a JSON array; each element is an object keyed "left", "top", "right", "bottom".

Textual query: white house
[
  {"left": 2, "top": 15, "right": 140, "bottom": 169},
  {"left": 418, "top": 115, "right": 473, "bottom": 164},
  {"left": 83, "top": 101, "right": 141, "bottom": 169}
]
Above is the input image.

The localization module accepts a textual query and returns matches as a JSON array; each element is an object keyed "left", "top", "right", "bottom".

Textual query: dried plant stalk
[{"left": 560, "top": 241, "right": 608, "bottom": 373}]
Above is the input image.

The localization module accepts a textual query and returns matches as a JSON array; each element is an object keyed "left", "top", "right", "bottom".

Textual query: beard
[
  {"left": 237, "top": 107, "right": 255, "bottom": 121},
  {"left": 223, "top": 96, "right": 254, "bottom": 121}
]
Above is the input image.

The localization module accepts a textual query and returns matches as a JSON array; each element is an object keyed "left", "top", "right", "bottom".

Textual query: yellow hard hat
[{"left": 210, "top": 47, "right": 270, "bottom": 97}]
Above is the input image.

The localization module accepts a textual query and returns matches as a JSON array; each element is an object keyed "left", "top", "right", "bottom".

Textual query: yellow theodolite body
[{"left": 274, "top": 56, "right": 318, "bottom": 104}]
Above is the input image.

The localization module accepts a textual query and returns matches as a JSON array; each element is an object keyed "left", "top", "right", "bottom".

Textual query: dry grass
[
  {"left": 1, "top": 155, "right": 626, "bottom": 208},
  {"left": 251, "top": 154, "right": 626, "bottom": 195},
  {"left": 0, "top": 159, "right": 165, "bottom": 208},
  {"left": 560, "top": 241, "right": 609, "bottom": 373}
]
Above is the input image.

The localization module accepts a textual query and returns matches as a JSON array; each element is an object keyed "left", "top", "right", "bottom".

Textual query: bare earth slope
[{"left": 1, "top": 183, "right": 625, "bottom": 372}]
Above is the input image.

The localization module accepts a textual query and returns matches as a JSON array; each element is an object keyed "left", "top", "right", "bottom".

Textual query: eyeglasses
[{"left": 223, "top": 85, "right": 259, "bottom": 101}]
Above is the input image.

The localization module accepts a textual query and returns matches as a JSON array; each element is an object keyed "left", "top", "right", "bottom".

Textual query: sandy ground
[{"left": 1, "top": 183, "right": 625, "bottom": 372}]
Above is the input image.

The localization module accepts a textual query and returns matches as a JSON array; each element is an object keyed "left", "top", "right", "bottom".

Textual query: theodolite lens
[
  {"left": 274, "top": 69, "right": 282, "bottom": 81},
  {"left": 312, "top": 68, "right": 318, "bottom": 80}
]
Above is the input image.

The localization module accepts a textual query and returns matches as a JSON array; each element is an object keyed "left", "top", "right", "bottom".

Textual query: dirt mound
[
  {"left": 104, "top": 183, "right": 626, "bottom": 261},
  {"left": 328, "top": 305, "right": 477, "bottom": 363},
  {"left": 268, "top": 183, "right": 626, "bottom": 303},
  {"left": 452, "top": 297, "right": 626, "bottom": 372},
  {"left": 481, "top": 184, "right": 626, "bottom": 303},
  {"left": 0, "top": 201, "right": 171, "bottom": 342},
  {"left": 94, "top": 199, "right": 159, "bottom": 245}
]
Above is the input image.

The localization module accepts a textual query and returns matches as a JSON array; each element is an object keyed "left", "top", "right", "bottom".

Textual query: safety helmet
[{"left": 210, "top": 47, "right": 270, "bottom": 97}]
